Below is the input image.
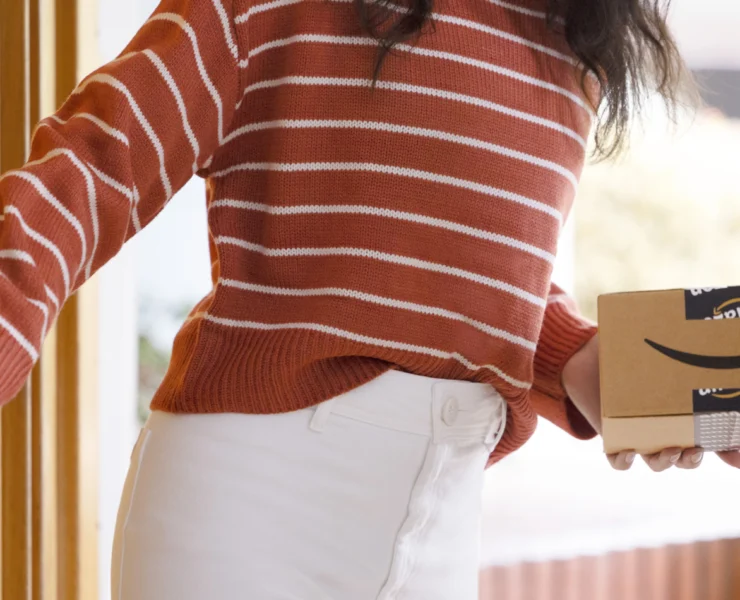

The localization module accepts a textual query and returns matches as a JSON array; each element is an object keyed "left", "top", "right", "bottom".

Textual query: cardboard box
[{"left": 599, "top": 286, "right": 740, "bottom": 454}]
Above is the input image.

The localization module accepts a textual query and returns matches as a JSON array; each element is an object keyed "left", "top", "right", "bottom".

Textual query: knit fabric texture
[{"left": 0, "top": 0, "right": 598, "bottom": 464}]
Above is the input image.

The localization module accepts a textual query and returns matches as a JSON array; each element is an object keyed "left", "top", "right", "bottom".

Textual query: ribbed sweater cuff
[
  {"left": 534, "top": 296, "right": 598, "bottom": 438},
  {"left": 0, "top": 332, "right": 33, "bottom": 406}
]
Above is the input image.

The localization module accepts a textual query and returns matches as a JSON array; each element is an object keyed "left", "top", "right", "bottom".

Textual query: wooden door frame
[{"left": 0, "top": 1, "right": 99, "bottom": 598}]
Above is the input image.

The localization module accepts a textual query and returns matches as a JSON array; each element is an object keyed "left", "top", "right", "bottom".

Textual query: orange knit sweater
[{"left": 0, "top": 0, "right": 598, "bottom": 464}]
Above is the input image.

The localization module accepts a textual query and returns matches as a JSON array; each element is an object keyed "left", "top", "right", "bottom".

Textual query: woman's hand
[{"left": 561, "top": 334, "right": 740, "bottom": 471}]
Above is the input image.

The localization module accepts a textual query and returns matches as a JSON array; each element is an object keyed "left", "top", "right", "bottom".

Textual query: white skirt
[{"left": 112, "top": 370, "right": 507, "bottom": 600}]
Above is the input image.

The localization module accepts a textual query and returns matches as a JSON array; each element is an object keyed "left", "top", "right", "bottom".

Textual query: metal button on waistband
[{"left": 442, "top": 397, "right": 459, "bottom": 426}]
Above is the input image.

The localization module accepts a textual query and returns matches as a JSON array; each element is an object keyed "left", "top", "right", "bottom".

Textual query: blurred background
[{"left": 84, "top": 1, "right": 740, "bottom": 599}]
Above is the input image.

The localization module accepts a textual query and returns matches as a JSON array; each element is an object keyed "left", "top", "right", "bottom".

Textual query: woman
[{"left": 0, "top": 0, "right": 737, "bottom": 597}]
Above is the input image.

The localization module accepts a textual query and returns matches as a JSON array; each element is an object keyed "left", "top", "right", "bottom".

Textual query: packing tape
[{"left": 694, "top": 412, "right": 740, "bottom": 452}]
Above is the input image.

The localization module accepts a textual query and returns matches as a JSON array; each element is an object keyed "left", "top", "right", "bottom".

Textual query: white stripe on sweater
[
  {"left": 109, "top": 50, "right": 138, "bottom": 67},
  {"left": 220, "top": 277, "right": 538, "bottom": 350},
  {"left": 148, "top": 13, "right": 227, "bottom": 144},
  {"left": 238, "top": 0, "right": 573, "bottom": 64},
  {"left": 237, "top": 76, "right": 587, "bottom": 148},
  {"left": 547, "top": 293, "right": 570, "bottom": 305},
  {"left": 43, "top": 114, "right": 130, "bottom": 146},
  {"left": 23, "top": 138, "right": 139, "bottom": 214},
  {"left": 235, "top": 0, "right": 301, "bottom": 23},
  {"left": 142, "top": 49, "right": 201, "bottom": 172},
  {"left": 84, "top": 163, "right": 143, "bottom": 234},
  {"left": 131, "top": 187, "right": 143, "bottom": 232},
  {"left": 211, "top": 0, "right": 239, "bottom": 60},
  {"left": 4, "top": 206, "right": 71, "bottom": 295},
  {"left": 361, "top": 0, "right": 574, "bottom": 65},
  {"left": 223, "top": 119, "right": 578, "bottom": 189},
  {"left": 0, "top": 314, "right": 38, "bottom": 361},
  {"left": 210, "top": 200, "right": 556, "bottom": 263},
  {"left": 0, "top": 277, "right": 50, "bottom": 345},
  {"left": 27, "top": 297, "right": 48, "bottom": 316},
  {"left": 244, "top": 34, "right": 593, "bottom": 115},
  {"left": 403, "top": 41, "right": 592, "bottom": 115},
  {"left": 26, "top": 297, "right": 50, "bottom": 341},
  {"left": 0, "top": 250, "right": 36, "bottom": 266},
  {"left": 75, "top": 73, "right": 173, "bottom": 199},
  {"left": 0, "top": 258, "right": 51, "bottom": 340},
  {"left": 210, "top": 162, "right": 563, "bottom": 222},
  {"left": 215, "top": 237, "right": 546, "bottom": 306},
  {"left": 246, "top": 34, "right": 368, "bottom": 60},
  {"left": 85, "top": 163, "right": 134, "bottom": 204},
  {"left": 488, "top": 0, "right": 549, "bottom": 20},
  {"left": 431, "top": 12, "right": 574, "bottom": 63},
  {"left": 487, "top": 0, "right": 568, "bottom": 29},
  {"left": 52, "top": 150, "right": 98, "bottom": 278},
  {"left": 22, "top": 148, "right": 100, "bottom": 279},
  {"left": 45, "top": 285, "right": 60, "bottom": 313},
  {"left": 235, "top": 0, "right": 578, "bottom": 66},
  {"left": 1, "top": 167, "right": 88, "bottom": 275},
  {"left": 190, "top": 311, "right": 532, "bottom": 388}
]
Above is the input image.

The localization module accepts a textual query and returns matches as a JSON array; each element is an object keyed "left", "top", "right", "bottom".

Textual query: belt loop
[
  {"left": 485, "top": 398, "right": 507, "bottom": 448},
  {"left": 431, "top": 382, "right": 446, "bottom": 444},
  {"left": 309, "top": 398, "right": 337, "bottom": 433}
]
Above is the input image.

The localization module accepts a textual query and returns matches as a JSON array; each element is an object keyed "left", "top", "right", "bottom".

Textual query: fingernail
[
  {"left": 625, "top": 452, "right": 636, "bottom": 464},
  {"left": 691, "top": 451, "right": 704, "bottom": 464},
  {"left": 670, "top": 452, "right": 681, "bottom": 464}
]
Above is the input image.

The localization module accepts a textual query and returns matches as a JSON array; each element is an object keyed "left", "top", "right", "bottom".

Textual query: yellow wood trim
[
  {"left": 1, "top": 388, "right": 32, "bottom": 600},
  {"left": 1, "top": 0, "right": 99, "bottom": 598},
  {"left": 29, "top": 6, "right": 45, "bottom": 599},
  {"left": 54, "top": 0, "right": 77, "bottom": 108},
  {"left": 56, "top": 297, "right": 81, "bottom": 600},
  {"left": 56, "top": 289, "right": 99, "bottom": 600},
  {"left": 39, "top": 0, "right": 56, "bottom": 118},
  {"left": 54, "top": 2, "right": 100, "bottom": 598},
  {"left": 37, "top": 5, "right": 59, "bottom": 598},
  {"left": 0, "top": 0, "right": 33, "bottom": 598},
  {"left": 31, "top": 366, "right": 42, "bottom": 600},
  {"left": 0, "top": 0, "right": 31, "bottom": 162},
  {"left": 75, "top": 3, "right": 100, "bottom": 598},
  {"left": 76, "top": 282, "right": 98, "bottom": 600},
  {"left": 39, "top": 328, "right": 58, "bottom": 600},
  {"left": 53, "top": 1, "right": 79, "bottom": 597}
]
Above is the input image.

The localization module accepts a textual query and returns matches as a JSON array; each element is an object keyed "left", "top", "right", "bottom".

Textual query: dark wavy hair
[{"left": 355, "top": 0, "right": 693, "bottom": 158}]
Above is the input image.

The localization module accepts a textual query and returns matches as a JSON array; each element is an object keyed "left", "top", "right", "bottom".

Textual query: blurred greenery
[
  {"left": 137, "top": 300, "right": 194, "bottom": 425},
  {"left": 137, "top": 334, "right": 168, "bottom": 424}
]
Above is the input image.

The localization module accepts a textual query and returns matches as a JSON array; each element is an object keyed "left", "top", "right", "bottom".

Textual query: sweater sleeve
[
  {"left": 530, "top": 283, "right": 598, "bottom": 440},
  {"left": 0, "top": 0, "right": 240, "bottom": 405}
]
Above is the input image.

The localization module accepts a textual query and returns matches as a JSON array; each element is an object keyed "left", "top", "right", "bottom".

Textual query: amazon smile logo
[
  {"left": 693, "top": 387, "right": 740, "bottom": 413},
  {"left": 685, "top": 287, "right": 740, "bottom": 321},
  {"left": 713, "top": 298, "right": 740, "bottom": 319},
  {"left": 645, "top": 339, "right": 740, "bottom": 370},
  {"left": 697, "top": 389, "right": 740, "bottom": 399}
]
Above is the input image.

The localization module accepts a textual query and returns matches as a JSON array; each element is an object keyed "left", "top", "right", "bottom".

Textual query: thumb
[{"left": 717, "top": 451, "right": 740, "bottom": 469}]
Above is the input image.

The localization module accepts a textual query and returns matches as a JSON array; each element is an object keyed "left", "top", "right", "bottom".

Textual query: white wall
[
  {"left": 95, "top": 2, "right": 149, "bottom": 599},
  {"left": 671, "top": 0, "right": 740, "bottom": 69}
]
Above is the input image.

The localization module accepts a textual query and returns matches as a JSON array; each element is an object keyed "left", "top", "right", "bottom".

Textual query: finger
[
  {"left": 718, "top": 451, "right": 740, "bottom": 469},
  {"left": 676, "top": 448, "right": 703, "bottom": 470},
  {"left": 643, "top": 447, "right": 683, "bottom": 472},
  {"left": 608, "top": 451, "right": 636, "bottom": 471}
]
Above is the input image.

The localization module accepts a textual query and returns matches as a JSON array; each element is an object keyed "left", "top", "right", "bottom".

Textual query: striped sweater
[{"left": 0, "top": 0, "right": 598, "bottom": 463}]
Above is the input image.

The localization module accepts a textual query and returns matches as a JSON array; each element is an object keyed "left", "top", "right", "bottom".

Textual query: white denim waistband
[{"left": 310, "top": 369, "right": 507, "bottom": 448}]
